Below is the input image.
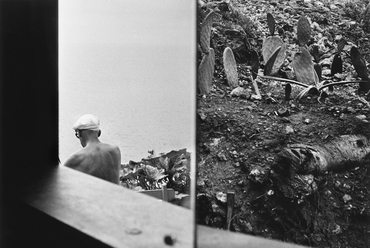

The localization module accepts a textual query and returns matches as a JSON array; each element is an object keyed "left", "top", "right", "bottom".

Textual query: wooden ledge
[
  {"left": 16, "top": 166, "right": 194, "bottom": 248},
  {"left": 197, "top": 225, "right": 308, "bottom": 248},
  {"left": 14, "top": 166, "right": 307, "bottom": 248}
]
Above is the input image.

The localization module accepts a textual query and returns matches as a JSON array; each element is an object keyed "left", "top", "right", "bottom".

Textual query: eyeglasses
[{"left": 75, "top": 129, "right": 84, "bottom": 138}]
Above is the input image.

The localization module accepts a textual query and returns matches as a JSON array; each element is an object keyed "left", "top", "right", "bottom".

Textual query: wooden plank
[
  {"left": 225, "top": 192, "right": 235, "bottom": 230},
  {"left": 197, "top": 225, "right": 308, "bottom": 248},
  {"left": 139, "top": 188, "right": 176, "bottom": 201},
  {"left": 16, "top": 166, "right": 193, "bottom": 248}
]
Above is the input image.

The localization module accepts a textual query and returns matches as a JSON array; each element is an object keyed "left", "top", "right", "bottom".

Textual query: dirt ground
[{"left": 196, "top": 0, "right": 370, "bottom": 247}]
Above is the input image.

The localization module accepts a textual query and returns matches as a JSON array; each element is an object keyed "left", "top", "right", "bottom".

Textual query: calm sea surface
[{"left": 59, "top": 43, "right": 195, "bottom": 164}]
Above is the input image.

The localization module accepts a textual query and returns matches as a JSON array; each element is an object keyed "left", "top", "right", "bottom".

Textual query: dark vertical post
[
  {"left": 0, "top": 1, "right": 58, "bottom": 246},
  {"left": 0, "top": 0, "right": 58, "bottom": 188}
]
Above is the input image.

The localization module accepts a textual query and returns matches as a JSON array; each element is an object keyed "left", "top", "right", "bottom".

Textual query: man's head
[{"left": 73, "top": 114, "right": 101, "bottom": 147}]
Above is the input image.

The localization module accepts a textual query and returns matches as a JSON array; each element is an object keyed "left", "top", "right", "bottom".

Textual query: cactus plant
[
  {"left": 292, "top": 47, "right": 317, "bottom": 86},
  {"left": 264, "top": 46, "right": 282, "bottom": 76},
  {"left": 350, "top": 46, "right": 370, "bottom": 92},
  {"left": 259, "top": 15, "right": 368, "bottom": 101},
  {"left": 297, "top": 15, "right": 311, "bottom": 46},
  {"left": 267, "top": 13, "right": 275, "bottom": 36},
  {"left": 199, "top": 11, "right": 215, "bottom": 54},
  {"left": 198, "top": 48, "right": 215, "bottom": 95},
  {"left": 223, "top": 47, "right": 239, "bottom": 87},
  {"left": 262, "top": 14, "right": 286, "bottom": 75}
]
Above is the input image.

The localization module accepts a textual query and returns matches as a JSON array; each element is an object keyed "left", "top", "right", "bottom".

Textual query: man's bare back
[{"left": 63, "top": 114, "right": 121, "bottom": 184}]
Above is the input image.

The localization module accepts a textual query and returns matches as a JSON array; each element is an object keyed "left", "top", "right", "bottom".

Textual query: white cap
[{"left": 72, "top": 114, "right": 100, "bottom": 131}]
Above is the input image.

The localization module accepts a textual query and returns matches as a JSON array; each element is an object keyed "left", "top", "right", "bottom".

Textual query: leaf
[
  {"left": 199, "top": 11, "right": 215, "bottom": 54},
  {"left": 292, "top": 47, "right": 316, "bottom": 85},
  {"left": 143, "top": 165, "right": 167, "bottom": 181},
  {"left": 331, "top": 54, "right": 342, "bottom": 76},
  {"left": 158, "top": 156, "right": 170, "bottom": 171},
  {"left": 223, "top": 47, "right": 239, "bottom": 87},
  {"left": 198, "top": 48, "right": 215, "bottom": 94},
  {"left": 250, "top": 50, "right": 259, "bottom": 80},
  {"left": 264, "top": 46, "right": 281, "bottom": 76},
  {"left": 312, "top": 45, "right": 320, "bottom": 63},
  {"left": 267, "top": 13, "right": 275, "bottom": 36},
  {"left": 285, "top": 83, "right": 292, "bottom": 101},
  {"left": 297, "top": 15, "right": 311, "bottom": 46},
  {"left": 262, "top": 36, "right": 286, "bottom": 75},
  {"left": 337, "top": 38, "right": 347, "bottom": 54}
]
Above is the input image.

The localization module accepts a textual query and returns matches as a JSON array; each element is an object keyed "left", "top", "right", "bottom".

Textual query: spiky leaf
[
  {"left": 267, "top": 13, "right": 275, "bottom": 36},
  {"left": 285, "top": 84, "right": 292, "bottom": 101},
  {"left": 198, "top": 48, "right": 215, "bottom": 94},
  {"left": 223, "top": 47, "right": 238, "bottom": 87},
  {"left": 331, "top": 54, "right": 342, "bottom": 76},
  {"left": 312, "top": 45, "right": 320, "bottom": 63},
  {"left": 297, "top": 15, "right": 311, "bottom": 46},
  {"left": 264, "top": 46, "right": 281, "bottom": 76},
  {"left": 200, "top": 11, "right": 215, "bottom": 54},
  {"left": 350, "top": 46, "right": 370, "bottom": 92},
  {"left": 337, "top": 39, "right": 347, "bottom": 54},
  {"left": 262, "top": 36, "right": 286, "bottom": 75},
  {"left": 251, "top": 50, "right": 259, "bottom": 80},
  {"left": 314, "top": 64, "right": 322, "bottom": 81},
  {"left": 292, "top": 47, "right": 316, "bottom": 85}
]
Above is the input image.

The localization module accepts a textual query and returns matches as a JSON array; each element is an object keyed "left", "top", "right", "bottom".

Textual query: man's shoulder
[
  {"left": 100, "top": 142, "right": 120, "bottom": 151},
  {"left": 63, "top": 151, "right": 86, "bottom": 168}
]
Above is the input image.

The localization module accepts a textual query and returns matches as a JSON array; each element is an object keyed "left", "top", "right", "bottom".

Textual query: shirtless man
[{"left": 64, "top": 114, "right": 121, "bottom": 184}]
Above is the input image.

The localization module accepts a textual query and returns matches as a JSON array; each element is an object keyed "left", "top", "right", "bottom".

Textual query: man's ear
[{"left": 98, "top": 130, "right": 101, "bottom": 137}]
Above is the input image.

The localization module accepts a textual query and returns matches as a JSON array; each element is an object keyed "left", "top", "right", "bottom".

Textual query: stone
[
  {"left": 343, "top": 194, "right": 352, "bottom": 203},
  {"left": 285, "top": 125, "right": 294, "bottom": 134}
]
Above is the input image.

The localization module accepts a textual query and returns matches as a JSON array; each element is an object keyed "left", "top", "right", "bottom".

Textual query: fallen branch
[{"left": 275, "top": 135, "right": 370, "bottom": 175}]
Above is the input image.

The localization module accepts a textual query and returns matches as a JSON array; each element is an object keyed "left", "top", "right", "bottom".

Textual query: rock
[
  {"left": 320, "top": 58, "right": 332, "bottom": 67},
  {"left": 210, "top": 138, "right": 221, "bottom": 147},
  {"left": 303, "top": 118, "right": 311, "bottom": 124},
  {"left": 314, "top": 1, "right": 323, "bottom": 8},
  {"left": 277, "top": 107, "right": 290, "bottom": 117},
  {"left": 332, "top": 224, "right": 341, "bottom": 234},
  {"left": 322, "top": 69, "right": 331, "bottom": 76},
  {"left": 217, "top": 152, "right": 227, "bottom": 161},
  {"left": 312, "top": 22, "right": 323, "bottom": 32},
  {"left": 248, "top": 167, "right": 268, "bottom": 184},
  {"left": 356, "top": 115, "right": 367, "bottom": 121},
  {"left": 343, "top": 194, "right": 352, "bottom": 203},
  {"left": 216, "top": 192, "right": 227, "bottom": 203},
  {"left": 330, "top": 4, "right": 339, "bottom": 11},
  {"left": 230, "top": 86, "right": 245, "bottom": 97},
  {"left": 285, "top": 125, "right": 294, "bottom": 134}
]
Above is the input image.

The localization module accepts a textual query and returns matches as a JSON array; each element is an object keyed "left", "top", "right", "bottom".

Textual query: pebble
[
  {"left": 343, "top": 194, "right": 352, "bottom": 203},
  {"left": 314, "top": 1, "right": 323, "bottom": 8},
  {"left": 356, "top": 115, "right": 367, "bottom": 121},
  {"left": 285, "top": 125, "right": 294, "bottom": 134},
  {"left": 216, "top": 192, "right": 227, "bottom": 203}
]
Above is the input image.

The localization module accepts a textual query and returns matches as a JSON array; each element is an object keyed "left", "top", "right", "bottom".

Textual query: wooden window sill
[{"left": 14, "top": 166, "right": 305, "bottom": 248}]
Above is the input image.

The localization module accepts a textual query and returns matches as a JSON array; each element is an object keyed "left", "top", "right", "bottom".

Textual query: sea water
[
  {"left": 58, "top": 0, "right": 195, "bottom": 164},
  {"left": 59, "top": 43, "right": 195, "bottom": 164}
]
